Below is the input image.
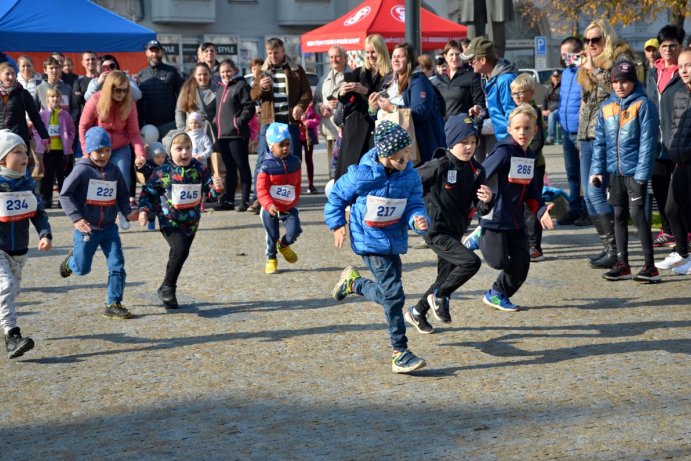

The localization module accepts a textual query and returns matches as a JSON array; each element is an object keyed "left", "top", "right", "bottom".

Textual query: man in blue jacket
[{"left": 557, "top": 36, "right": 587, "bottom": 226}]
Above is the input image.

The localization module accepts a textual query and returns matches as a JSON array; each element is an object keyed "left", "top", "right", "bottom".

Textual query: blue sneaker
[
  {"left": 463, "top": 225, "right": 482, "bottom": 251},
  {"left": 147, "top": 221, "right": 156, "bottom": 231},
  {"left": 391, "top": 349, "right": 426, "bottom": 373},
  {"left": 482, "top": 290, "right": 520, "bottom": 312}
]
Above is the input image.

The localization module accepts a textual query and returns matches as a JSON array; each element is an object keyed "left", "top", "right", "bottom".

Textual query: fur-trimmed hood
[{"left": 577, "top": 41, "right": 634, "bottom": 93}]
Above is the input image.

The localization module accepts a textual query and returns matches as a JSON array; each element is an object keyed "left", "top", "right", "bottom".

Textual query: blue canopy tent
[{"left": 0, "top": 0, "right": 155, "bottom": 52}]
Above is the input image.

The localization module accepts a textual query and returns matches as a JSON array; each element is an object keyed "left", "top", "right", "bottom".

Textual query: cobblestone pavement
[{"left": 1, "top": 146, "right": 689, "bottom": 460}]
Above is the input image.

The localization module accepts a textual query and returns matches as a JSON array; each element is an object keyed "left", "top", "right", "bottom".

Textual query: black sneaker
[
  {"left": 103, "top": 302, "right": 133, "bottom": 319},
  {"left": 633, "top": 264, "right": 662, "bottom": 283},
  {"left": 237, "top": 202, "right": 249, "bottom": 212},
  {"left": 573, "top": 214, "right": 592, "bottom": 226},
  {"left": 216, "top": 201, "right": 235, "bottom": 211},
  {"left": 427, "top": 291, "right": 451, "bottom": 323},
  {"left": 404, "top": 307, "right": 434, "bottom": 334},
  {"left": 5, "top": 327, "right": 34, "bottom": 359},
  {"left": 603, "top": 262, "right": 633, "bottom": 281},
  {"left": 557, "top": 210, "right": 580, "bottom": 226},
  {"left": 157, "top": 284, "right": 179, "bottom": 309},
  {"left": 59, "top": 250, "right": 73, "bottom": 278}
]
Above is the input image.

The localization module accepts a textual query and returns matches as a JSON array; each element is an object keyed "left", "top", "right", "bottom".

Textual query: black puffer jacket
[
  {"left": 0, "top": 83, "right": 49, "bottom": 145},
  {"left": 432, "top": 66, "right": 485, "bottom": 120},
  {"left": 137, "top": 63, "right": 183, "bottom": 126},
  {"left": 668, "top": 84, "right": 691, "bottom": 165},
  {"left": 215, "top": 75, "right": 255, "bottom": 139}
]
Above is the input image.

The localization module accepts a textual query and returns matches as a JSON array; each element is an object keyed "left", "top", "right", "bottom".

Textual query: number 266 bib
[{"left": 508, "top": 157, "right": 535, "bottom": 185}]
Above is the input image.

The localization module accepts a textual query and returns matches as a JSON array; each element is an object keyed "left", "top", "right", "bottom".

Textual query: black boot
[
  {"left": 157, "top": 284, "right": 179, "bottom": 309},
  {"left": 588, "top": 214, "right": 607, "bottom": 262},
  {"left": 5, "top": 327, "right": 34, "bottom": 359},
  {"left": 591, "top": 214, "right": 618, "bottom": 269}
]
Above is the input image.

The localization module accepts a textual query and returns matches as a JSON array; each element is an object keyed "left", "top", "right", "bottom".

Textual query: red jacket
[{"left": 256, "top": 150, "right": 301, "bottom": 212}]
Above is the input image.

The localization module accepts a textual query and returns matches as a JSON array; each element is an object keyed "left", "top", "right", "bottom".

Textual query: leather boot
[
  {"left": 157, "top": 284, "right": 179, "bottom": 309},
  {"left": 590, "top": 214, "right": 618, "bottom": 269},
  {"left": 588, "top": 214, "right": 607, "bottom": 262}
]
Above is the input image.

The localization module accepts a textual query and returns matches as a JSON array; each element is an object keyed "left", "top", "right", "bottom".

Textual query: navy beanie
[{"left": 445, "top": 114, "right": 478, "bottom": 149}]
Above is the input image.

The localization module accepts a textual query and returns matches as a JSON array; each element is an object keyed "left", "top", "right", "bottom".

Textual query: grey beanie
[{"left": 0, "top": 130, "right": 26, "bottom": 162}]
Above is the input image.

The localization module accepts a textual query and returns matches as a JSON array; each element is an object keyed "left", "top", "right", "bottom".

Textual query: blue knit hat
[
  {"left": 374, "top": 120, "right": 411, "bottom": 158},
  {"left": 266, "top": 123, "right": 291, "bottom": 147},
  {"left": 85, "top": 127, "right": 111, "bottom": 153},
  {"left": 445, "top": 114, "right": 478, "bottom": 149}
]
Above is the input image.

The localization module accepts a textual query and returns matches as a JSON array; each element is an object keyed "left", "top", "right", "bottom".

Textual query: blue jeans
[
  {"left": 68, "top": 223, "right": 126, "bottom": 305},
  {"left": 353, "top": 254, "right": 407, "bottom": 351},
  {"left": 253, "top": 123, "right": 302, "bottom": 199},
  {"left": 562, "top": 132, "right": 583, "bottom": 213},
  {"left": 580, "top": 140, "right": 612, "bottom": 216},
  {"left": 109, "top": 145, "right": 132, "bottom": 195},
  {"left": 260, "top": 207, "right": 302, "bottom": 258},
  {"left": 547, "top": 111, "right": 560, "bottom": 141}
]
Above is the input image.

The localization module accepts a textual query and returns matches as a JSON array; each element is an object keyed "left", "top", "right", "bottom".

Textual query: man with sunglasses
[{"left": 645, "top": 25, "right": 686, "bottom": 249}]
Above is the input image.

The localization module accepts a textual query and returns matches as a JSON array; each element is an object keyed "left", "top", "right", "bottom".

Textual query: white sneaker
[
  {"left": 118, "top": 213, "right": 130, "bottom": 230},
  {"left": 654, "top": 252, "right": 688, "bottom": 270},
  {"left": 672, "top": 258, "right": 691, "bottom": 275},
  {"left": 463, "top": 225, "right": 482, "bottom": 251}
]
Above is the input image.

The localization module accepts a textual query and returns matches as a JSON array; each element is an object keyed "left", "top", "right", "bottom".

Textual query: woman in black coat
[{"left": 432, "top": 40, "right": 486, "bottom": 120}]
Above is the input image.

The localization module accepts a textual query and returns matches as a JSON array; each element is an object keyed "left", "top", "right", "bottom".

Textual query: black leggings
[
  {"left": 219, "top": 138, "right": 251, "bottom": 205},
  {"left": 665, "top": 163, "right": 691, "bottom": 256},
  {"left": 609, "top": 175, "right": 654, "bottom": 265},
  {"left": 41, "top": 150, "right": 65, "bottom": 205},
  {"left": 651, "top": 159, "right": 674, "bottom": 234},
  {"left": 162, "top": 227, "right": 196, "bottom": 287},
  {"left": 301, "top": 141, "right": 315, "bottom": 186}
]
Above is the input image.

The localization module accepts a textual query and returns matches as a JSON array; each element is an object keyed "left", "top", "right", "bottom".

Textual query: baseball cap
[
  {"left": 644, "top": 38, "right": 659, "bottom": 50},
  {"left": 461, "top": 36, "right": 495, "bottom": 61},
  {"left": 146, "top": 39, "right": 162, "bottom": 50}
]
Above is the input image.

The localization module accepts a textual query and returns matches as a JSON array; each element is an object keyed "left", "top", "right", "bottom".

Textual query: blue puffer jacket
[
  {"left": 324, "top": 148, "right": 428, "bottom": 255},
  {"left": 558, "top": 65, "right": 581, "bottom": 134},
  {"left": 484, "top": 58, "right": 517, "bottom": 141},
  {"left": 590, "top": 83, "right": 660, "bottom": 182},
  {"left": 401, "top": 72, "right": 446, "bottom": 163}
]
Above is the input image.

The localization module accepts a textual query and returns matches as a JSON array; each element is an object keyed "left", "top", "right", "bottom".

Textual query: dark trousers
[
  {"left": 415, "top": 234, "right": 481, "bottom": 314},
  {"left": 161, "top": 227, "right": 196, "bottom": 287},
  {"left": 219, "top": 137, "right": 251, "bottom": 206},
  {"left": 609, "top": 175, "right": 654, "bottom": 265},
  {"left": 666, "top": 163, "right": 691, "bottom": 256},
  {"left": 651, "top": 159, "right": 675, "bottom": 234},
  {"left": 301, "top": 141, "right": 315, "bottom": 186},
  {"left": 480, "top": 227, "right": 531, "bottom": 298},
  {"left": 41, "top": 150, "right": 65, "bottom": 205},
  {"left": 260, "top": 207, "right": 301, "bottom": 259},
  {"left": 524, "top": 164, "right": 545, "bottom": 251}
]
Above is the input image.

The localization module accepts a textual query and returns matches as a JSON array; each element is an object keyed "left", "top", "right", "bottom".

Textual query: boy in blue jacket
[
  {"left": 0, "top": 131, "right": 52, "bottom": 358},
  {"left": 59, "top": 127, "right": 139, "bottom": 319},
  {"left": 479, "top": 104, "right": 553, "bottom": 311},
  {"left": 325, "top": 121, "right": 430, "bottom": 374},
  {"left": 590, "top": 60, "right": 660, "bottom": 282}
]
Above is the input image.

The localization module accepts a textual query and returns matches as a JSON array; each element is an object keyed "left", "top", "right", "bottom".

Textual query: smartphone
[
  {"left": 263, "top": 70, "right": 273, "bottom": 78},
  {"left": 378, "top": 91, "right": 390, "bottom": 99}
]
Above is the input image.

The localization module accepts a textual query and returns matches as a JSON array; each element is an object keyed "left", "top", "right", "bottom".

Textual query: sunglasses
[
  {"left": 113, "top": 87, "right": 129, "bottom": 95},
  {"left": 584, "top": 36, "right": 603, "bottom": 45}
]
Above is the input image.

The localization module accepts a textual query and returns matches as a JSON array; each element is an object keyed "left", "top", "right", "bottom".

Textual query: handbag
[{"left": 375, "top": 107, "right": 420, "bottom": 165}]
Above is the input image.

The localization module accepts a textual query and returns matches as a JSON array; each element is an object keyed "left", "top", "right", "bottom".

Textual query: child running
[
  {"left": 256, "top": 123, "right": 302, "bottom": 274},
  {"left": 479, "top": 104, "right": 553, "bottom": 311},
  {"left": 325, "top": 120, "right": 430, "bottom": 374},
  {"left": 405, "top": 115, "right": 494, "bottom": 334},
  {"left": 589, "top": 60, "right": 660, "bottom": 282},
  {"left": 0, "top": 131, "right": 52, "bottom": 358},
  {"left": 135, "top": 141, "right": 167, "bottom": 230},
  {"left": 137, "top": 132, "right": 224, "bottom": 309},
  {"left": 59, "top": 127, "right": 139, "bottom": 319}
]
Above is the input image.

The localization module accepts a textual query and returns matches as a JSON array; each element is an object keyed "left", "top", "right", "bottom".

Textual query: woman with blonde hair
[
  {"left": 79, "top": 71, "right": 145, "bottom": 227},
  {"left": 335, "top": 34, "right": 391, "bottom": 178},
  {"left": 577, "top": 18, "right": 634, "bottom": 269}
]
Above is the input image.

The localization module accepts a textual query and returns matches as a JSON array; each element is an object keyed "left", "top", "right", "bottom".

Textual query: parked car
[
  {"left": 244, "top": 72, "right": 319, "bottom": 96},
  {"left": 518, "top": 68, "right": 560, "bottom": 107}
]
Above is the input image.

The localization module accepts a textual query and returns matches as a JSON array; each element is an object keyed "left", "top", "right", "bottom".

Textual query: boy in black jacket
[{"left": 405, "top": 115, "right": 494, "bottom": 334}]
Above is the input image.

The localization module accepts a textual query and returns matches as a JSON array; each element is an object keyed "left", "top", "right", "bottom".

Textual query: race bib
[
  {"left": 86, "top": 179, "right": 117, "bottom": 206},
  {"left": 60, "top": 95, "right": 69, "bottom": 111},
  {"left": 48, "top": 124, "right": 60, "bottom": 137},
  {"left": 269, "top": 184, "right": 296, "bottom": 205},
  {"left": 0, "top": 191, "right": 37, "bottom": 222},
  {"left": 364, "top": 196, "right": 407, "bottom": 228},
  {"left": 508, "top": 157, "right": 535, "bottom": 185},
  {"left": 171, "top": 183, "right": 202, "bottom": 209}
]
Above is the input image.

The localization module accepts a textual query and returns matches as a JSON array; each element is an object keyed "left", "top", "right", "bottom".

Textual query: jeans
[
  {"left": 354, "top": 254, "right": 407, "bottom": 351},
  {"left": 260, "top": 207, "right": 302, "bottom": 258},
  {"left": 109, "top": 145, "right": 133, "bottom": 196},
  {"left": 580, "top": 140, "right": 612, "bottom": 216},
  {"left": 562, "top": 132, "right": 583, "bottom": 213},
  {"left": 253, "top": 123, "right": 302, "bottom": 199},
  {"left": 547, "top": 111, "right": 560, "bottom": 142},
  {"left": 68, "top": 223, "right": 126, "bottom": 305}
]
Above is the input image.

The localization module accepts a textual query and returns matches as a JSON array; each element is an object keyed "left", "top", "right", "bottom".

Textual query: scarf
[
  {"left": 0, "top": 166, "right": 25, "bottom": 179},
  {"left": 0, "top": 81, "right": 20, "bottom": 97}
]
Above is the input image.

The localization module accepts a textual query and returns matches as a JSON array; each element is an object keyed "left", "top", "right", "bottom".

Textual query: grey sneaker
[
  {"left": 404, "top": 307, "right": 434, "bottom": 334},
  {"left": 103, "top": 302, "right": 133, "bottom": 319},
  {"left": 5, "top": 327, "right": 34, "bottom": 359},
  {"left": 391, "top": 349, "right": 426, "bottom": 373}
]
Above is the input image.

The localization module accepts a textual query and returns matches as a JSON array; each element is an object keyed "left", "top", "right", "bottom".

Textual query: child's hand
[
  {"left": 127, "top": 210, "right": 139, "bottom": 221},
  {"left": 134, "top": 156, "right": 146, "bottom": 168},
  {"left": 540, "top": 203, "right": 555, "bottom": 230},
  {"left": 138, "top": 211, "right": 148, "bottom": 226},
  {"left": 333, "top": 226, "right": 346, "bottom": 248},
  {"left": 212, "top": 176, "right": 224, "bottom": 191},
  {"left": 267, "top": 204, "right": 279, "bottom": 216},
  {"left": 38, "top": 237, "right": 52, "bottom": 251},
  {"left": 477, "top": 184, "right": 493, "bottom": 203},
  {"left": 73, "top": 219, "right": 91, "bottom": 234},
  {"left": 413, "top": 215, "right": 428, "bottom": 231}
]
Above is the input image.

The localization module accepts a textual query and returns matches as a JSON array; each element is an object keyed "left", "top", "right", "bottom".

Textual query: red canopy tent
[{"left": 300, "top": 0, "right": 467, "bottom": 53}]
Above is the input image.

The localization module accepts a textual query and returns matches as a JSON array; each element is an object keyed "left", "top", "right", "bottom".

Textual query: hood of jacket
[{"left": 488, "top": 58, "right": 518, "bottom": 81}]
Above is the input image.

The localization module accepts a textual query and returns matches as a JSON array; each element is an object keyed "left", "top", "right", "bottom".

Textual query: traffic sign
[{"left": 535, "top": 36, "right": 547, "bottom": 56}]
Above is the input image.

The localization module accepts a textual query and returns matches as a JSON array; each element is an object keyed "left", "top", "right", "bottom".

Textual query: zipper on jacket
[{"left": 98, "top": 166, "right": 105, "bottom": 228}]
